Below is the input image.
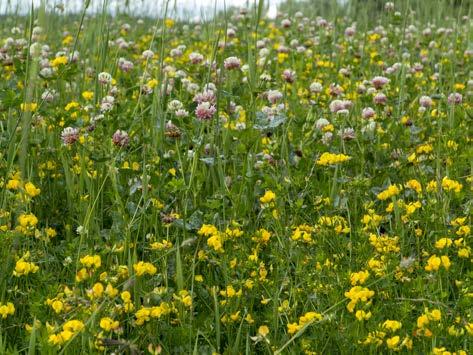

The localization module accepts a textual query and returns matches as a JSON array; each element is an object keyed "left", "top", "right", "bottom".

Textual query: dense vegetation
[{"left": 0, "top": 0, "right": 472, "bottom": 353}]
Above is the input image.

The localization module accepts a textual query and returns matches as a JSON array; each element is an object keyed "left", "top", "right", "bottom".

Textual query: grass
[{"left": 0, "top": 0, "right": 472, "bottom": 353}]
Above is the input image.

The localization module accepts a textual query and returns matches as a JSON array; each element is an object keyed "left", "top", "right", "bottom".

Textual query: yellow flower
[
  {"left": 440, "top": 255, "right": 451, "bottom": 270},
  {"left": 345, "top": 286, "right": 375, "bottom": 313},
  {"left": 451, "top": 217, "right": 466, "bottom": 226},
  {"left": 45, "top": 227, "right": 57, "bottom": 238},
  {"left": 13, "top": 258, "right": 39, "bottom": 276},
  {"left": 80, "top": 255, "right": 101, "bottom": 268},
  {"left": 456, "top": 225, "right": 470, "bottom": 236},
  {"left": 278, "top": 52, "right": 288, "bottom": 63},
  {"left": 82, "top": 91, "right": 94, "bottom": 100},
  {"left": 0, "top": 302, "right": 15, "bottom": 319},
  {"left": 181, "top": 294, "right": 192, "bottom": 307},
  {"left": 316, "top": 152, "right": 351, "bottom": 166},
  {"left": 50, "top": 330, "right": 74, "bottom": 345},
  {"left": 20, "top": 103, "right": 38, "bottom": 112},
  {"left": 121, "top": 291, "right": 132, "bottom": 302},
  {"left": 46, "top": 299, "right": 64, "bottom": 314},
  {"left": 350, "top": 270, "right": 369, "bottom": 285},
  {"left": 147, "top": 79, "right": 158, "bottom": 89},
  {"left": 417, "top": 314, "right": 429, "bottom": 328},
  {"left": 135, "top": 307, "right": 151, "bottom": 325},
  {"left": 133, "top": 261, "right": 157, "bottom": 276},
  {"left": 64, "top": 101, "right": 80, "bottom": 112},
  {"left": 245, "top": 314, "right": 254, "bottom": 324},
  {"left": 254, "top": 228, "right": 271, "bottom": 244},
  {"left": 425, "top": 255, "right": 441, "bottom": 271},
  {"left": 426, "top": 180, "right": 438, "bottom": 192},
  {"left": 65, "top": 319, "right": 84, "bottom": 331},
  {"left": 18, "top": 213, "right": 38, "bottom": 228},
  {"left": 258, "top": 325, "right": 269, "bottom": 337},
  {"left": 49, "top": 320, "right": 84, "bottom": 346},
  {"left": 6, "top": 179, "right": 21, "bottom": 190},
  {"left": 89, "top": 282, "right": 104, "bottom": 298},
  {"left": 24, "top": 182, "right": 41, "bottom": 197},
  {"left": 465, "top": 322, "right": 473, "bottom": 335},
  {"left": 105, "top": 283, "right": 118, "bottom": 297},
  {"left": 299, "top": 311, "right": 323, "bottom": 325},
  {"left": 51, "top": 56, "right": 68, "bottom": 67},
  {"left": 220, "top": 285, "right": 238, "bottom": 298},
  {"left": 382, "top": 320, "right": 402, "bottom": 332},
  {"left": 99, "top": 317, "right": 119, "bottom": 331},
  {"left": 260, "top": 190, "right": 276, "bottom": 204},
  {"left": 75, "top": 268, "right": 89, "bottom": 282},
  {"left": 164, "top": 18, "right": 175, "bottom": 28},
  {"left": 405, "top": 179, "right": 422, "bottom": 193},
  {"left": 377, "top": 185, "right": 401, "bottom": 200},
  {"left": 429, "top": 309, "right": 441, "bottom": 321},
  {"left": 355, "top": 310, "right": 372, "bottom": 321},
  {"left": 207, "top": 233, "right": 224, "bottom": 252},
  {"left": 435, "top": 238, "right": 452, "bottom": 249},
  {"left": 287, "top": 322, "right": 301, "bottom": 334},
  {"left": 386, "top": 335, "right": 400, "bottom": 349},
  {"left": 458, "top": 248, "right": 470, "bottom": 258},
  {"left": 150, "top": 239, "right": 173, "bottom": 250},
  {"left": 230, "top": 311, "right": 240, "bottom": 322},
  {"left": 198, "top": 224, "right": 218, "bottom": 237},
  {"left": 62, "top": 35, "right": 73, "bottom": 45},
  {"left": 441, "top": 177, "right": 462, "bottom": 193}
]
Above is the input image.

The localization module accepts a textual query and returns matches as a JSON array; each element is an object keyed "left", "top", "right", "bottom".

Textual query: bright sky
[{"left": 1, "top": 0, "right": 283, "bottom": 18}]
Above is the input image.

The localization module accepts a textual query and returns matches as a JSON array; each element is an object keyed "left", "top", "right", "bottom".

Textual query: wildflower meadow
[{"left": 0, "top": 0, "right": 472, "bottom": 353}]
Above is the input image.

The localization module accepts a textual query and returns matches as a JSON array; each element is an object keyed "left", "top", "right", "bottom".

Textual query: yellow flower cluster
[
  {"left": 13, "top": 253, "right": 39, "bottom": 277},
  {"left": 119, "top": 291, "right": 134, "bottom": 313},
  {"left": 345, "top": 286, "right": 375, "bottom": 313},
  {"left": 198, "top": 224, "right": 227, "bottom": 252},
  {"left": 416, "top": 308, "right": 442, "bottom": 337},
  {"left": 350, "top": 270, "right": 369, "bottom": 286},
  {"left": 287, "top": 311, "right": 323, "bottom": 334},
  {"left": 16, "top": 213, "right": 38, "bottom": 234},
  {"left": 441, "top": 177, "right": 463, "bottom": 193},
  {"left": 290, "top": 224, "right": 314, "bottom": 242},
  {"left": 174, "top": 290, "right": 193, "bottom": 307},
  {"left": 133, "top": 261, "right": 157, "bottom": 276},
  {"left": 405, "top": 179, "right": 422, "bottom": 194},
  {"left": 369, "top": 234, "right": 400, "bottom": 254},
  {"left": 259, "top": 190, "right": 276, "bottom": 204},
  {"left": 150, "top": 239, "right": 173, "bottom": 250},
  {"left": 24, "top": 182, "right": 41, "bottom": 197},
  {"left": 432, "top": 347, "right": 467, "bottom": 355},
  {"left": 316, "top": 152, "right": 351, "bottom": 166},
  {"left": 377, "top": 185, "right": 401, "bottom": 200},
  {"left": 361, "top": 210, "right": 383, "bottom": 230},
  {"left": 135, "top": 302, "right": 171, "bottom": 325},
  {"left": 50, "top": 56, "right": 68, "bottom": 67},
  {"left": 219, "top": 285, "right": 242, "bottom": 299},
  {"left": 382, "top": 320, "right": 402, "bottom": 332},
  {"left": 425, "top": 255, "right": 451, "bottom": 271},
  {"left": 46, "top": 298, "right": 65, "bottom": 314},
  {"left": 318, "top": 215, "right": 351, "bottom": 234},
  {"left": 99, "top": 317, "right": 119, "bottom": 332},
  {"left": 48, "top": 319, "right": 84, "bottom": 346},
  {"left": 76, "top": 254, "right": 102, "bottom": 282},
  {"left": 198, "top": 224, "right": 218, "bottom": 237},
  {"left": 0, "top": 302, "right": 15, "bottom": 319},
  {"left": 80, "top": 254, "right": 101, "bottom": 268}
]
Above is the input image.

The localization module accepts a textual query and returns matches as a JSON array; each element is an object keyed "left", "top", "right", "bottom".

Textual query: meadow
[{"left": 0, "top": 0, "right": 472, "bottom": 353}]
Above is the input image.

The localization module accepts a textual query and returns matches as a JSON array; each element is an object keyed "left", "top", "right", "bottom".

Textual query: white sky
[{"left": 0, "top": 0, "right": 283, "bottom": 18}]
